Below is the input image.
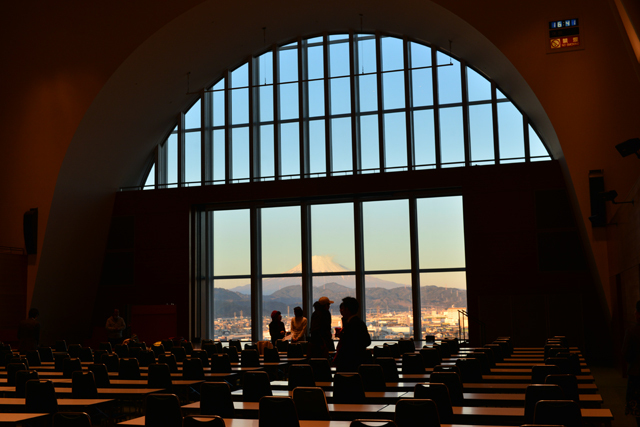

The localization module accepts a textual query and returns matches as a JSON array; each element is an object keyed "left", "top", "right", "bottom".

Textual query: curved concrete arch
[{"left": 32, "top": 0, "right": 559, "bottom": 340}]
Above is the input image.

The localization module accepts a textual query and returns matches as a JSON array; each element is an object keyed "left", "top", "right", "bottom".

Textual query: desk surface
[
  {"left": 0, "top": 413, "right": 49, "bottom": 423},
  {"left": 0, "top": 397, "right": 113, "bottom": 406}
]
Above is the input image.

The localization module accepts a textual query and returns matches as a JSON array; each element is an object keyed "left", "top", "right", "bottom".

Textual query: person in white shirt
[{"left": 290, "top": 306, "right": 308, "bottom": 342}]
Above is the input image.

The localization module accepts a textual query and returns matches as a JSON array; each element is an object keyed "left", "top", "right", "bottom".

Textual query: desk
[
  {"left": 0, "top": 413, "right": 48, "bottom": 425},
  {"left": 120, "top": 418, "right": 356, "bottom": 427},
  {"left": 231, "top": 389, "right": 409, "bottom": 404},
  {"left": 0, "top": 398, "right": 114, "bottom": 412}
]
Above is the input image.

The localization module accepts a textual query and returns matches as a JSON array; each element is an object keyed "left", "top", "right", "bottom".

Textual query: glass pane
[
  {"left": 382, "top": 71, "right": 405, "bottom": 110},
  {"left": 412, "top": 68, "right": 433, "bottom": 107},
  {"left": 167, "top": 133, "right": 178, "bottom": 188},
  {"left": 309, "top": 120, "right": 326, "bottom": 175},
  {"left": 381, "top": 36, "right": 403, "bottom": 72},
  {"left": 332, "top": 118, "right": 352, "bottom": 174},
  {"left": 384, "top": 112, "right": 407, "bottom": 170},
  {"left": 420, "top": 271, "right": 467, "bottom": 340},
  {"left": 410, "top": 42, "right": 431, "bottom": 68},
  {"left": 329, "top": 40, "right": 350, "bottom": 77},
  {"left": 144, "top": 164, "right": 155, "bottom": 189},
  {"left": 259, "top": 125, "right": 275, "bottom": 179},
  {"left": 330, "top": 77, "right": 350, "bottom": 115},
  {"left": 358, "top": 74, "right": 378, "bottom": 113},
  {"left": 366, "top": 273, "right": 412, "bottom": 340},
  {"left": 498, "top": 103, "right": 525, "bottom": 160},
  {"left": 213, "top": 80, "right": 225, "bottom": 127},
  {"left": 261, "top": 206, "right": 301, "bottom": 274},
  {"left": 213, "top": 278, "right": 252, "bottom": 341},
  {"left": 259, "top": 85, "right": 274, "bottom": 122},
  {"left": 263, "top": 276, "right": 302, "bottom": 338},
  {"left": 280, "top": 82, "right": 299, "bottom": 120},
  {"left": 439, "top": 107, "right": 465, "bottom": 166},
  {"left": 356, "top": 36, "right": 377, "bottom": 75},
  {"left": 360, "top": 115, "right": 380, "bottom": 171},
  {"left": 308, "top": 80, "right": 325, "bottom": 117},
  {"left": 497, "top": 88, "right": 507, "bottom": 99},
  {"left": 281, "top": 122, "right": 300, "bottom": 177},
  {"left": 467, "top": 67, "right": 491, "bottom": 102},
  {"left": 185, "top": 131, "right": 201, "bottom": 185},
  {"left": 329, "top": 34, "right": 348, "bottom": 42},
  {"left": 417, "top": 196, "right": 466, "bottom": 268},
  {"left": 213, "top": 129, "right": 225, "bottom": 183},
  {"left": 279, "top": 47, "right": 298, "bottom": 83},
  {"left": 185, "top": 99, "right": 201, "bottom": 129},
  {"left": 311, "top": 202, "right": 355, "bottom": 272},
  {"left": 469, "top": 104, "right": 494, "bottom": 163},
  {"left": 529, "top": 125, "right": 549, "bottom": 158},
  {"left": 257, "top": 51, "right": 274, "bottom": 85},
  {"left": 363, "top": 199, "right": 410, "bottom": 270},
  {"left": 213, "top": 209, "right": 251, "bottom": 276},
  {"left": 307, "top": 44, "right": 324, "bottom": 80},
  {"left": 414, "top": 110, "right": 436, "bottom": 168},
  {"left": 231, "top": 127, "right": 249, "bottom": 181},
  {"left": 437, "top": 52, "right": 462, "bottom": 105},
  {"left": 231, "top": 63, "right": 248, "bottom": 88},
  {"left": 231, "top": 88, "right": 249, "bottom": 125}
]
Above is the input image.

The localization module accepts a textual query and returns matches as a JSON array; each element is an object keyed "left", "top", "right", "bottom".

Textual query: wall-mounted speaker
[{"left": 23, "top": 208, "right": 38, "bottom": 254}]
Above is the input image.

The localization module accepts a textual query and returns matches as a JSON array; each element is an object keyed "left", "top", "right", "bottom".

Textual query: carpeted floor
[{"left": 591, "top": 364, "right": 636, "bottom": 427}]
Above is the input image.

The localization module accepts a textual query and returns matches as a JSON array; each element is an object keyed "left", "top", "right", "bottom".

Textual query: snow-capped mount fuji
[{"left": 229, "top": 255, "right": 402, "bottom": 295}]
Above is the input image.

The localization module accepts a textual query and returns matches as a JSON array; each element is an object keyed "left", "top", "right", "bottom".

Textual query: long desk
[
  {"left": 0, "top": 397, "right": 114, "bottom": 412},
  {"left": 230, "top": 389, "right": 409, "bottom": 405}
]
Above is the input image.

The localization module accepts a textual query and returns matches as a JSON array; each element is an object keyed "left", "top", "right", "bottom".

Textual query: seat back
[
  {"left": 258, "top": 396, "right": 300, "bottom": 427},
  {"left": 145, "top": 393, "right": 183, "bottom": 427},
  {"left": 138, "top": 349, "right": 156, "bottom": 367},
  {"left": 419, "top": 347, "right": 442, "bottom": 368},
  {"left": 68, "top": 344, "right": 82, "bottom": 358},
  {"left": 287, "top": 343, "right": 304, "bottom": 358},
  {"left": 275, "top": 339, "right": 289, "bottom": 353},
  {"left": 429, "top": 372, "right": 463, "bottom": 405},
  {"left": 241, "top": 349, "right": 261, "bottom": 367},
  {"left": 309, "top": 358, "right": 333, "bottom": 382},
  {"left": 191, "top": 350, "right": 210, "bottom": 367},
  {"left": 52, "top": 412, "right": 92, "bottom": 427},
  {"left": 119, "top": 357, "right": 141, "bottom": 379},
  {"left": 183, "top": 357, "right": 206, "bottom": 380},
  {"left": 72, "top": 371, "right": 98, "bottom": 399},
  {"left": 414, "top": 383, "right": 453, "bottom": 423},
  {"left": 292, "top": 386, "right": 330, "bottom": 420},
  {"left": 229, "top": 340, "right": 242, "bottom": 352},
  {"left": 148, "top": 363, "right": 173, "bottom": 390},
  {"left": 99, "top": 342, "right": 113, "bottom": 353},
  {"left": 524, "top": 384, "right": 565, "bottom": 423},
  {"left": 531, "top": 364, "right": 561, "bottom": 384},
  {"left": 101, "top": 353, "right": 120, "bottom": 372},
  {"left": 183, "top": 341, "right": 194, "bottom": 355},
  {"left": 151, "top": 343, "right": 165, "bottom": 356},
  {"left": 288, "top": 364, "right": 316, "bottom": 390},
  {"left": 401, "top": 353, "right": 425, "bottom": 374},
  {"left": 533, "top": 399, "right": 582, "bottom": 427},
  {"left": 15, "top": 370, "right": 39, "bottom": 398},
  {"left": 202, "top": 343, "right": 218, "bottom": 357},
  {"left": 263, "top": 347, "right": 280, "bottom": 363},
  {"left": 183, "top": 415, "right": 226, "bottom": 427},
  {"left": 223, "top": 346, "right": 239, "bottom": 363},
  {"left": 397, "top": 339, "right": 416, "bottom": 355},
  {"left": 201, "top": 382, "right": 235, "bottom": 417},
  {"left": 171, "top": 346, "right": 187, "bottom": 362},
  {"left": 394, "top": 398, "right": 440, "bottom": 427},
  {"left": 358, "top": 364, "right": 387, "bottom": 391},
  {"left": 374, "top": 357, "right": 399, "bottom": 382},
  {"left": 243, "top": 371, "right": 273, "bottom": 402},
  {"left": 483, "top": 343, "right": 504, "bottom": 362},
  {"left": 55, "top": 340, "right": 68, "bottom": 352},
  {"left": 545, "top": 374, "right": 579, "bottom": 402},
  {"left": 26, "top": 379, "right": 58, "bottom": 413},
  {"left": 455, "top": 357, "right": 483, "bottom": 382},
  {"left": 63, "top": 358, "right": 83, "bottom": 378},
  {"left": 211, "top": 353, "right": 231, "bottom": 373},
  {"left": 54, "top": 352, "right": 70, "bottom": 371},
  {"left": 333, "top": 373, "right": 366, "bottom": 404},
  {"left": 373, "top": 345, "right": 392, "bottom": 358},
  {"left": 7, "top": 362, "right": 27, "bottom": 386},
  {"left": 158, "top": 353, "right": 178, "bottom": 373},
  {"left": 26, "top": 350, "right": 42, "bottom": 367},
  {"left": 38, "top": 346, "right": 54, "bottom": 362},
  {"left": 114, "top": 344, "right": 129, "bottom": 358},
  {"left": 88, "top": 363, "right": 111, "bottom": 387}
]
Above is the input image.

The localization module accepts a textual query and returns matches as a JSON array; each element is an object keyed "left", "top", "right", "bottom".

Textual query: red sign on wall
[{"left": 550, "top": 35, "right": 581, "bottom": 49}]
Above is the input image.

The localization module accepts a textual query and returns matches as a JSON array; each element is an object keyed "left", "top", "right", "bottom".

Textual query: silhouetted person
[
  {"left": 106, "top": 309, "right": 126, "bottom": 347},
  {"left": 290, "top": 306, "right": 307, "bottom": 342},
  {"left": 309, "top": 296, "right": 334, "bottom": 357},
  {"left": 333, "top": 296, "right": 371, "bottom": 372},
  {"left": 269, "top": 310, "right": 287, "bottom": 345},
  {"left": 18, "top": 308, "right": 40, "bottom": 354}
]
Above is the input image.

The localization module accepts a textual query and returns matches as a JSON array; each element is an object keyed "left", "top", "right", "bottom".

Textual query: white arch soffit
[{"left": 33, "top": 0, "right": 560, "bottom": 331}]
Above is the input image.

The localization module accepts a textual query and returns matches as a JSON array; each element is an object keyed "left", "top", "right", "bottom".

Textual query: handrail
[{"left": 458, "top": 309, "right": 486, "bottom": 346}]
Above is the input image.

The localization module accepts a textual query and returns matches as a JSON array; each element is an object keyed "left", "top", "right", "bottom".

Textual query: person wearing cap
[
  {"left": 269, "top": 310, "right": 287, "bottom": 346},
  {"left": 309, "top": 296, "right": 335, "bottom": 357}
]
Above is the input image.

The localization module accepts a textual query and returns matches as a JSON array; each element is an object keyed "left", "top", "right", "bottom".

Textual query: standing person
[
  {"left": 18, "top": 308, "right": 40, "bottom": 354},
  {"left": 333, "top": 296, "right": 371, "bottom": 372},
  {"left": 309, "top": 296, "right": 335, "bottom": 357},
  {"left": 106, "top": 309, "right": 126, "bottom": 348},
  {"left": 290, "top": 306, "right": 308, "bottom": 342},
  {"left": 269, "top": 310, "right": 287, "bottom": 346},
  {"left": 624, "top": 300, "right": 640, "bottom": 424}
]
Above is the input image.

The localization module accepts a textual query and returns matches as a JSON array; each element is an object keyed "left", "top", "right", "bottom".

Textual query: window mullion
[
  {"left": 301, "top": 203, "right": 312, "bottom": 324},
  {"left": 224, "top": 70, "right": 232, "bottom": 183},
  {"left": 491, "top": 82, "right": 500, "bottom": 163},
  {"left": 349, "top": 30, "right": 360, "bottom": 174},
  {"left": 461, "top": 60, "right": 471, "bottom": 167},
  {"left": 178, "top": 112, "right": 186, "bottom": 187},
  {"left": 202, "top": 89, "right": 212, "bottom": 185},
  {"left": 251, "top": 206, "right": 263, "bottom": 341},
  {"left": 248, "top": 57, "right": 257, "bottom": 182},
  {"left": 403, "top": 36, "right": 415, "bottom": 170},
  {"left": 354, "top": 200, "right": 365, "bottom": 323},
  {"left": 323, "top": 33, "right": 333, "bottom": 175},
  {"left": 273, "top": 45, "right": 282, "bottom": 179},
  {"left": 432, "top": 48, "right": 441, "bottom": 169},
  {"left": 409, "top": 197, "right": 421, "bottom": 340},
  {"left": 523, "top": 114, "right": 531, "bottom": 162},
  {"left": 375, "top": 32, "right": 386, "bottom": 172},
  {"left": 299, "top": 37, "right": 309, "bottom": 179}
]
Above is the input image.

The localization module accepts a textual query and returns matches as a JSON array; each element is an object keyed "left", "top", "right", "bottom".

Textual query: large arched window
[
  {"left": 140, "top": 33, "right": 550, "bottom": 189},
  {"left": 138, "top": 33, "right": 552, "bottom": 343}
]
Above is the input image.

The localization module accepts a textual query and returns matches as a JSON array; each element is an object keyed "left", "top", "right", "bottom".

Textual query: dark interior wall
[
  {"left": 0, "top": 252, "right": 27, "bottom": 343},
  {"left": 99, "top": 160, "right": 607, "bottom": 359}
]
